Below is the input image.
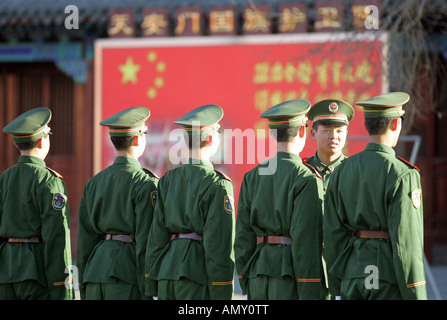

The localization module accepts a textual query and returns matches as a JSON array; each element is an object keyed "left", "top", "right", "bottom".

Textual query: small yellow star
[
  {"left": 119, "top": 57, "right": 141, "bottom": 84},
  {"left": 147, "top": 88, "right": 157, "bottom": 99},
  {"left": 154, "top": 77, "right": 164, "bottom": 88},
  {"left": 156, "top": 61, "right": 166, "bottom": 73},
  {"left": 147, "top": 51, "right": 157, "bottom": 62}
]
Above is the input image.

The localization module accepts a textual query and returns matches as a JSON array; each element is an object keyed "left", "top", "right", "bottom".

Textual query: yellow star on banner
[
  {"left": 119, "top": 57, "right": 141, "bottom": 84},
  {"left": 146, "top": 50, "right": 167, "bottom": 100}
]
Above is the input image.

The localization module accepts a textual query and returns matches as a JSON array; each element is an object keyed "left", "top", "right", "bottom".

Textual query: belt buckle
[{"left": 105, "top": 234, "right": 112, "bottom": 240}]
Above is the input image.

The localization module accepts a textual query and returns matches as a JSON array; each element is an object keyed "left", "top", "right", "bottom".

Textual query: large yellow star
[{"left": 119, "top": 57, "right": 141, "bottom": 84}]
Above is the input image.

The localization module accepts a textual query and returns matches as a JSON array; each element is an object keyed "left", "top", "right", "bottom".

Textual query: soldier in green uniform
[
  {"left": 306, "top": 99, "right": 354, "bottom": 300},
  {"left": 77, "top": 106, "right": 159, "bottom": 300},
  {"left": 305, "top": 99, "right": 354, "bottom": 190},
  {"left": 235, "top": 100, "right": 325, "bottom": 300},
  {"left": 145, "top": 104, "right": 235, "bottom": 300},
  {"left": 323, "top": 92, "right": 427, "bottom": 300},
  {"left": 0, "top": 108, "right": 73, "bottom": 300}
]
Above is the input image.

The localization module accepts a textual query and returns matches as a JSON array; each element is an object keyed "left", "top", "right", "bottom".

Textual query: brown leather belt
[
  {"left": 171, "top": 232, "right": 203, "bottom": 241},
  {"left": 103, "top": 234, "right": 135, "bottom": 243},
  {"left": 355, "top": 230, "right": 390, "bottom": 239},
  {"left": 257, "top": 236, "right": 293, "bottom": 245},
  {"left": 8, "top": 236, "right": 42, "bottom": 243}
]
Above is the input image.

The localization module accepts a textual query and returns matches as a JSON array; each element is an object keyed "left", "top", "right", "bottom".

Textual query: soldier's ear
[
  {"left": 132, "top": 134, "right": 141, "bottom": 146},
  {"left": 310, "top": 128, "right": 316, "bottom": 140},
  {"left": 299, "top": 125, "right": 306, "bottom": 138},
  {"left": 391, "top": 118, "right": 400, "bottom": 131},
  {"left": 207, "top": 134, "right": 213, "bottom": 146},
  {"left": 36, "top": 138, "right": 43, "bottom": 149}
]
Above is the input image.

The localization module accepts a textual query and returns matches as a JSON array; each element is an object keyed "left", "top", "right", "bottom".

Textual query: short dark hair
[
  {"left": 110, "top": 136, "right": 136, "bottom": 150},
  {"left": 184, "top": 133, "right": 209, "bottom": 149},
  {"left": 15, "top": 140, "right": 39, "bottom": 151},
  {"left": 271, "top": 127, "right": 300, "bottom": 142},
  {"left": 364, "top": 117, "right": 398, "bottom": 135}
]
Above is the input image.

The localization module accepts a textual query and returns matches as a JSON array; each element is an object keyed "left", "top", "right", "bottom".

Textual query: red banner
[{"left": 95, "top": 34, "right": 387, "bottom": 207}]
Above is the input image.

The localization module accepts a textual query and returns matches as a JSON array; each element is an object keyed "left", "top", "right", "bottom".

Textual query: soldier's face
[{"left": 311, "top": 124, "right": 347, "bottom": 156}]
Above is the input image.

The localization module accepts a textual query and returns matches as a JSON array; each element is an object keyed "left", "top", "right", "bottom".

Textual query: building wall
[{"left": 0, "top": 61, "right": 93, "bottom": 257}]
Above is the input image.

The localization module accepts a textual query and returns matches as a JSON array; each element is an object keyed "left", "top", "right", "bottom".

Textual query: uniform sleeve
[
  {"left": 145, "top": 177, "right": 172, "bottom": 297},
  {"left": 388, "top": 171, "right": 427, "bottom": 300},
  {"left": 39, "top": 178, "right": 73, "bottom": 300},
  {"left": 291, "top": 174, "right": 324, "bottom": 299},
  {"left": 323, "top": 172, "right": 351, "bottom": 296},
  {"left": 134, "top": 177, "right": 158, "bottom": 298},
  {"left": 203, "top": 179, "right": 235, "bottom": 300},
  {"left": 234, "top": 174, "right": 256, "bottom": 295},
  {"left": 76, "top": 183, "right": 102, "bottom": 299}
]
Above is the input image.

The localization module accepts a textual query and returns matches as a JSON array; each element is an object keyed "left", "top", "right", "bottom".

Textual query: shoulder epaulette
[
  {"left": 397, "top": 156, "right": 420, "bottom": 172},
  {"left": 304, "top": 163, "right": 323, "bottom": 181},
  {"left": 302, "top": 157, "right": 309, "bottom": 164},
  {"left": 143, "top": 167, "right": 160, "bottom": 179},
  {"left": 214, "top": 169, "right": 232, "bottom": 182},
  {"left": 46, "top": 167, "right": 64, "bottom": 179}
]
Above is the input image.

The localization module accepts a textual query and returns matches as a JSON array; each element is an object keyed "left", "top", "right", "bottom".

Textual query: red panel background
[{"left": 96, "top": 35, "right": 385, "bottom": 212}]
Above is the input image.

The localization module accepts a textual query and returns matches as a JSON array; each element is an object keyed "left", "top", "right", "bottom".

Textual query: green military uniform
[
  {"left": 0, "top": 108, "right": 73, "bottom": 300},
  {"left": 323, "top": 92, "right": 427, "bottom": 300},
  {"left": 77, "top": 107, "right": 159, "bottom": 300},
  {"left": 145, "top": 104, "right": 235, "bottom": 300},
  {"left": 235, "top": 100, "right": 325, "bottom": 300},
  {"left": 304, "top": 153, "right": 347, "bottom": 190},
  {"left": 305, "top": 100, "right": 354, "bottom": 299}
]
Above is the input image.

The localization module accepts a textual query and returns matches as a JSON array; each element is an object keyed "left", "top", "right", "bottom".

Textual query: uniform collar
[
  {"left": 18, "top": 155, "right": 46, "bottom": 167},
  {"left": 113, "top": 156, "right": 141, "bottom": 168},
  {"left": 313, "top": 152, "right": 346, "bottom": 173},
  {"left": 188, "top": 158, "right": 214, "bottom": 170},
  {"left": 276, "top": 151, "right": 302, "bottom": 163},
  {"left": 365, "top": 142, "right": 396, "bottom": 157}
]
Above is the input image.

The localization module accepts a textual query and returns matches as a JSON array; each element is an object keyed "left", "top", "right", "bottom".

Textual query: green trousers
[
  {"left": 340, "top": 278, "right": 402, "bottom": 300},
  {"left": 248, "top": 275, "right": 297, "bottom": 300},
  {"left": 0, "top": 280, "right": 50, "bottom": 300},
  {"left": 85, "top": 280, "right": 141, "bottom": 300},
  {"left": 157, "top": 278, "right": 209, "bottom": 300}
]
